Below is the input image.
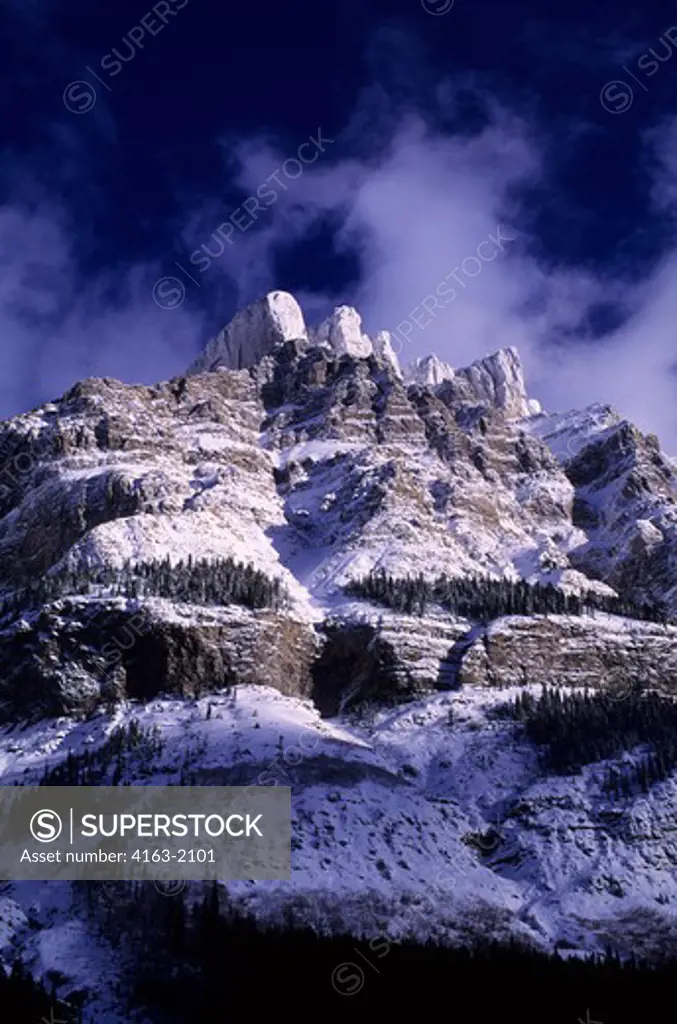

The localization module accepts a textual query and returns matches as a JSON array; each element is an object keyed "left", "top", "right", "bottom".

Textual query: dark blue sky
[
  {"left": 3, "top": 0, "right": 672, "bottom": 271},
  {"left": 2, "top": 0, "right": 677, "bottom": 443}
]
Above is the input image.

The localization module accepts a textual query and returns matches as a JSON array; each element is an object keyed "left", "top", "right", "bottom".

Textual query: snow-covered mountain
[
  {"left": 2, "top": 290, "right": 677, "bottom": 713},
  {"left": 2, "top": 290, "right": 677, "bottom": 1017}
]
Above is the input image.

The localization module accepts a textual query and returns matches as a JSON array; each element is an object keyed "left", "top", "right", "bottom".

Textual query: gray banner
[{"left": 0, "top": 786, "right": 290, "bottom": 880}]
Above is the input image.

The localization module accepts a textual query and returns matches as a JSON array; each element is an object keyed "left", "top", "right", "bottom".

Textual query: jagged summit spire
[
  {"left": 188, "top": 291, "right": 307, "bottom": 375},
  {"left": 457, "top": 346, "right": 533, "bottom": 419},
  {"left": 186, "top": 292, "right": 539, "bottom": 417},
  {"left": 404, "top": 347, "right": 539, "bottom": 419},
  {"left": 310, "top": 305, "right": 373, "bottom": 359},
  {"left": 187, "top": 291, "right": 405, "bottom": 377},
  {"left": 404, "top": 354, "right": 455, "bottom": 387}
]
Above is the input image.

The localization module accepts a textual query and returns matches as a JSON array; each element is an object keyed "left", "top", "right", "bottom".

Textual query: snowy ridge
[
  {"left": 2, "top": 290, "right": 677, "bottom": 711},
  {"left": 525, "top": 403, "right": 622, "bottom": 463},
  {"left": 5, "top": 290, "right": 669, "bottom": 612}
]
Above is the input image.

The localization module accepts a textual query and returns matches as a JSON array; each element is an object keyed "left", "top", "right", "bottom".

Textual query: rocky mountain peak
[
  {"left": 405, "top": 346, "right": 538, "bottom": 420},
  {"left": 455, "top": 346, "right": 531, "bottom": 419},
  {"left": 187, "top": 294, "right": 536, "bottom": 423},
  {"left": 310, "top": 304, "right": 373, "bottom": 359},
  {"left": 404, "top": 354, "right": 456, "bottom": 387},
  {"left": 187, "top": 290, "right": 307, "bottom": 375}
]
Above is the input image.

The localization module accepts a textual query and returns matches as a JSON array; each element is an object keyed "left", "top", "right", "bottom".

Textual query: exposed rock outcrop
[
  {"left": 439, "top": 347, "right": 531, "bottom": 419},
  {"left": 312, "top": 608, "right": 677, "bottom": 714},
  {"left": 404, "top": 354, "right": 455, "bottom": 387},
  {"left": 405, "top": 348, "right": 532, "bottom": 419},
  {"left": 0, "top": 599, "right": 316, "bottom": 720},
  {"left": 312, "top": 611, "right": 472, "bottom": 715},
  {"left": 188, "top": 290, "right": 308, "bottom": 374},
  {"left": 311, "top": 305, "right": 373, "bottom": 359},
  {"left": 457, "top": 614, "right": 677, "bottom": 694},
  {"left": 372, "top": 330, "right": 402, "bottom": 378}
]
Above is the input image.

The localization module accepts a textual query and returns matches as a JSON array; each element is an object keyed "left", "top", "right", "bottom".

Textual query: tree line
[
  {"left": 4, "top": 871, "right": 675, "bottom": 1019},
  {"left": 35, "top": 718, "right": 211, "bottom": 787},
  {"left": 500, "top": 685, "right": 677, "bottom": 793},
  {"left": 71, "top": 877, "right": 677, "bottom": 1021},
  {"left": 346, "top": 569, "right": 669, "bottom": 623},
  {"left": 0, "top": 555, "right": 287, "bottom": 621},
  {"left": 38, "top": 720, "right": 165, "bottom": 787},
  {"left": 0, "top": 960, "right": 79, "bottom": 1020}
]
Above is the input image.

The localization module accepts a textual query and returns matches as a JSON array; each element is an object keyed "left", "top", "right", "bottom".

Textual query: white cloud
[
  {"left": 201, "top": 99, "right": 677, "bottom": 449},
  {"left": 3, "top": 80, "right": 677, "bottom": 453},
  {"left": 0, "top": 201, "right": 204, "bottom": 419}
]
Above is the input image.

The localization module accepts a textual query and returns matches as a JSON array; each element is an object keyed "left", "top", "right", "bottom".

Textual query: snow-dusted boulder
[{"left": 188, "top": 291, "right": 307, "bottom": 374}]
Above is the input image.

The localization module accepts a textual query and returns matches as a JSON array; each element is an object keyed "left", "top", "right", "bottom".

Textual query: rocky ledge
[
  {"left": 0, "top": 599, "right": 316, "bottom": 720},
  {"left": 458, "top": 613, "right": 677, "bottom": 695}
]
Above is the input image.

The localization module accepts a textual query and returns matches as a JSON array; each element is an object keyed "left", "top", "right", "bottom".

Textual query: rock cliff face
[
  {"left": 457, "top": 614, "right": 677, "bottom": 693},
  {"left": 404, "top": 353, "right": 455, "bottom": 387},
  {"left": 312, "top": 605, "right": 677, "bottom": 714},
  {"left": 404, "top": 348, "right": 532, "bottom": 418},
  {"left": 1, "top": 289, "right": 677, "bottom": 718},
  {"left": 187, "top": 290, "right": 308, "bottom": 373},
  {"left": 0, "top": 599, "right": 315, "bottom": 720},
  {"left": 372, "top": 330, "right": 402, "bottom": 377},
  {"left": 313, "top": 609, "right": 472, "bottom": 715}
]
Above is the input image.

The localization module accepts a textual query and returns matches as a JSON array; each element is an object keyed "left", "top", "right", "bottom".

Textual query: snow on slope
[
  {"left": 524, "top": 404, "right": 622, "bottom": 464},
  {"left": 7, "top": 292, "right": 677, "bottom": 624},
  {"left": 263, "top": 405, "right": 609, "bottom": 600},
  {"left": 4, "top": 292, "right": 677, "bottom": 1016},
  {"left": 524, "top": 402, "right": 677, "bottom": 612},
  {"left": 2, "top": 683, "right": 677, "bottom": 1017},
  {"left": 0, "top": 372, "right": 317, "bottom": 620}
]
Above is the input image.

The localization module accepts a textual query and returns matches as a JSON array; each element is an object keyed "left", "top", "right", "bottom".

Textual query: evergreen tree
[
  {"left": 499, "top": 685, "right": 677, "bottom": 793},
  {"left": 0, "top": 555, "right": 288, "bottom": 620},
  {"left": 345, "top": 570, "right": 670, "bottom": 625}
]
